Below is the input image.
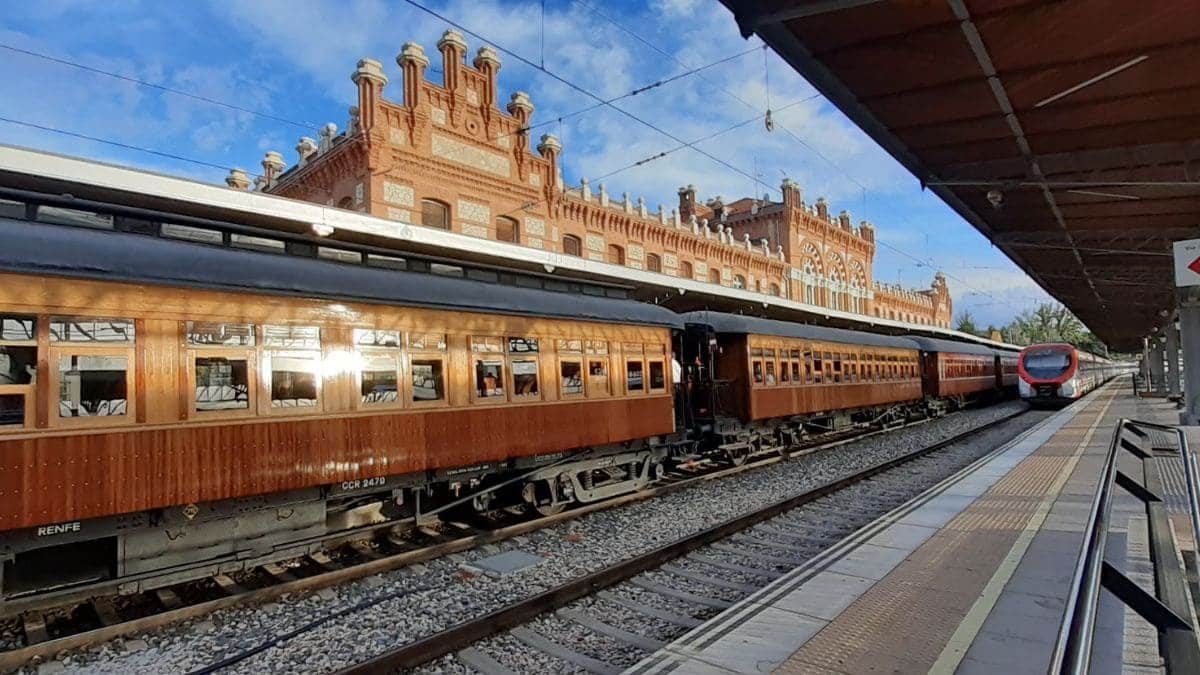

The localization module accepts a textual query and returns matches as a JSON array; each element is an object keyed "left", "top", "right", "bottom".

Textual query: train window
[
  {"left": 649, "top": 361, "right": 666, "bottom": 391},
  {"left": 752, "top": 360, "right": 764, "bottom": 384},
  {"left": 367, "top": 254, "right": 408, "bottom": 270},
  {"left": 50, "top": 318, "right": 135, "bottom": 343},
  {"left": 586, "top": 340, "right": 609, "bottom": 355},
  {"left": 188, "top": 321, "right": 255, "bottom": 346},
  {"left": 512, "top": 359, "right": 540, "bottom": 398},
  {"left": 267, "top": 353, "right": 319, "bottom": 408},
  {"left": 231, "top": 233, "right": 285, "bottom": 252},
  {"left": 588, "top": 359, "right": 609, "bottom": 394},
  {"left": 57, "top": 354, "right": 129, "bottom": 418},
  {"left": 832, "top": 355, "right": 842, "bottom": 383},
  {"left": 195, "top": 356, "right": 251, "bottom": 411},
  {"left": 37, "top": 205, "right": 114, "bottom": 229},
  {"left": 355, "top": 329, "right": 401, "bottom": 348},
  {"left": 624, "top": 342, "right": 645, "bottom": 356},
  {"left": 508, "top": 337, "right": 539, "bottom": 354},
  {"left": 0, "top": 393, "right": 25, "bottom": 426},
  {"left": 791, "top": 360, "right": 801, "bottom": 383},
  {"left": 318, "top": 247, "right": 363, "bottom": 264},
  {"left": 557, "top": 339, "right": 583, "bottom": 353},
  {"left": 779, "top": 359, "right": 790, "bottom": 383},
  {"left": 560, "top": 360, "right": 584, "bottom": 396},
  {"left": 473, "top": 336, "right": 504, "bottom": 354},
  {"left": 627, "top": 360, "right": 645, "bottom": 392},
  {"left": 765, "top": 361, "right": 776, "bottom": 385},
  {"left": 264, "top": 325, "right": 321, "bottom": 350},
  {"left": 411, "top": 358, "right": 445, "bottom": 403},
  {"left": 409, "top": 333, "right": 447, "bottom": 351},
  {"left": 162, "top": 223, "right": 223, "bottom": 244},
  {"left": 0, "top": 197, "right": 25, "bottom": 219}
]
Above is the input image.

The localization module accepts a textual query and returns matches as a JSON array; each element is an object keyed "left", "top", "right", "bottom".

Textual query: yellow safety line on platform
[{"left": 930, "top": 385, "right": 1119, "bottom": 674}]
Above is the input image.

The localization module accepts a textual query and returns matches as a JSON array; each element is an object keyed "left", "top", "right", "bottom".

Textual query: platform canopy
[{"left": 722, "top": 0, "right": 1200, "bottom": 351}]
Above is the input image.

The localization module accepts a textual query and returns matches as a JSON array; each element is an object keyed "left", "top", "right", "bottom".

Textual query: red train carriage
[
  {"left": 0, "top": 218, "right": 680, "bottom": 611},
  {"left": 680, "top": 312, "right": 925, "bottom": 462},
  {"left": 908, "top": 336, "right": 1006, "bottom": 407},
  {"left": 1017, "top": 343, "right": 1124, "bottom": 405}
]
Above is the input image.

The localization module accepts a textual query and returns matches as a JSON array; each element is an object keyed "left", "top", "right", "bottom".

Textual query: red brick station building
[{"left": 225, "top": 30, "right": 951, "bottom": 328}]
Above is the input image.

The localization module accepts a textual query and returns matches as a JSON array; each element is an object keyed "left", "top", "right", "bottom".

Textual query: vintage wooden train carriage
[
  {"left": 0, "top": 217, "right": 679, "bottom": 604},
  {"left": 998, "top": 349, "right": 1020, "bottom": 390},
  {"left": 683, "top": 312, "right": 924, "bottom": 424},
  {"left": 909, "top": 336, "right": 1003, "bottom": 400}
]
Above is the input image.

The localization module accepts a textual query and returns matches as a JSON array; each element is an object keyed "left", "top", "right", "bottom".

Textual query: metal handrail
[{"left": 1050, "top": 419, "right": 1200, "bottom": 674}]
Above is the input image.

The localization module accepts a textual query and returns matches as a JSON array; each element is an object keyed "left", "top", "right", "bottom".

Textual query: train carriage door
[
  {"left": 994, "top": 354, "right": 1003, "bottom": 389},
  {"left": 920, "top": 350, "right": 939, "bottom": 398}
]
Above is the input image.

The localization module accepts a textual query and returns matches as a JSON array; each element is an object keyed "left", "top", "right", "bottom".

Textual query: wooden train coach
[
  {"left": 909, "top": 336, "right": 1010, "bottom": 401},
  {"left": 681, "top": 312, "right": 925, "bottom": 434},
  {"left": 0, "top": 217, "right": 681, "bottom": 609}
]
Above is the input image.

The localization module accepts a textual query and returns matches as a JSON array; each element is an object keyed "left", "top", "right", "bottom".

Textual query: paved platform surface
[{"left": 629, "top": 384, "right": 1189, "bottom": 674}]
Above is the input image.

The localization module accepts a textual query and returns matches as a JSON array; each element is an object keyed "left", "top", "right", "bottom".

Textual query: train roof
[
  {"left": 683, "top": 311, "right": 919, "bottom": 350},
  {"left": 0, "top": 218, "right": 683, "bottom": 329},
  {"left": 906, "top": 336, "right": 1001, "bottom": 357}
]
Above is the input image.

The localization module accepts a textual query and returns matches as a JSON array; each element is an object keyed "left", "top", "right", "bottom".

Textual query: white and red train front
[{"left": 1018, "top": 343, "right": 1094, "bottom": 402}]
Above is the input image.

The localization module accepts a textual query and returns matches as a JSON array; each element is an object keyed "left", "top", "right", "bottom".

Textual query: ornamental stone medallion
[{"left": 383, "top": 182, "right": 415, "bottom": 207}]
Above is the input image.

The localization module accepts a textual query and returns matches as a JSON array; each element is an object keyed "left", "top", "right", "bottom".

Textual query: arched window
[
  {"left": 421, "top": 199, "right": 450, "bottom": 230},
  {"left": 495, "top": 216, "right": 519, "bottom": 243},
  {"left": 680, "top": 261, "right": 693, "bottom": 279},
  {"left": 733, "top": 275, "right": 746, "bottom": 289},
  {"left": 708, "top": 269, "right": 721, "bottom": 284},
  {"left": 606, "top": 244, "right": 625, "bottom": 266},
  {"left": 337, "top": 196, "right": 353, "bottom": 209},
  {"left": 646, "top": 253, "right": 661, "bottom": 273},
  {"left": 769, "top": 283, "right": 781, "bottom": 296},
  {"left": 562, "top": 235, "right": 582, "bottom": 257},
  {"left": 804, "top": 283, "right": 816, "bottom": 305}
]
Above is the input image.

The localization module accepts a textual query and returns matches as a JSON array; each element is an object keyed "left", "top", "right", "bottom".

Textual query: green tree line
[{"left": 955, "top": 303, "right": 1111, "bottom": 356}]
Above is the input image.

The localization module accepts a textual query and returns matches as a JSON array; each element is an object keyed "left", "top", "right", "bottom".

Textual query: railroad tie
[
  {"left": 660, "top": 564, "right": 760, "bottom": 593},
  {"left": 21, "top": 612, "right": 49, "bottom": 645},
  {"left": 509, "top": 626, "right": 621, "bottom": 675},
  {"left": 557, "top": 609, "right": 667, "bottom": 651},
  {"left": 597, "top": 591, "right": 703, "bottom": 628},
  {"left": 709, "top": 542, "right": 806, "bottom": 567},
  {"left": 456, "top": 647, "right": 518, "bottom": 675},
  {"left": 685, "top": 553, "right": 782, "bottom": 579},
  {"left": 628, "top": 578, "right": 732, "bottom": 610},
  {"left": 90, "top": 596, "right": 121, "bottom": 626}
]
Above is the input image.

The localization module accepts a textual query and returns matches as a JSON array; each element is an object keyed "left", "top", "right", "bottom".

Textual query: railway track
[
  {"left": 336, "top": 408, "right": 1045, "bottom": 675},
  {"left": 0, "top": 405, "right": 1022, "bottom": 672}
]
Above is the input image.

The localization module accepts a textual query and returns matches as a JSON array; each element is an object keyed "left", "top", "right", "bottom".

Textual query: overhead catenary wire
[
  {"left": 402, "top": 0, "right": 778, "bottom": 200},
  {"left": 0, "top": 43, "right": 320, "bottom": 130}
]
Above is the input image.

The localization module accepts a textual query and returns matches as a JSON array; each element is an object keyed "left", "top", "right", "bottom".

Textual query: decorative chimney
[
  {"left": 815, "top": 197, "right": 829, "bottom": 221},
  {"left": 437, "top": 29, "right": 468, "bottom": 92},
  {"left": 473, "top": 46, "right": 501, "bottom": 110},
  {"left": 225, "top": 168, "right": 251, "bottom": 190},
  {"left": 708, "top": 196, "right": 725, "bottom": 222},
  {"left": 295, "top": 137, "right": 318, "bottom": 166},
  {"left": 838, "top": 210, "right": 852, "bottom": 230},
  {"left": 536, "top": 133, "right": 561, "bottom": 190},
  {"left": 781, "top": 178, "right": 802, "bottom": 210},
  {"left": 351, "top": 58, "right": 388, "bottom": 133},
  {"left": 678, "top": 184, "right": 697, "bottom": 223},
  {"left": 397, "top": 43, "right": 429, "bottom": 108},
  {"left": 261, "top": 151, "right": 285, "bottom": 186},
  {"left": 859, "top": 220, "right": 875, "bottom": 242},
  {"left": 318, "top": 122, "right": 338, "bottom": 153},
  {"left": 507, "top": 91, "right": 534, "bottom": 154}
]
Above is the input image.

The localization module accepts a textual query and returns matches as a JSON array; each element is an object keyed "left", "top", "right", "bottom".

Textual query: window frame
[
  {"left": 50, "top": 343, "right": 137, "bottom": 428},
  {"left": 556, "top": 339, "right": 586, "bottom": 399},
  {"left": 495, "top": 216, "right": 519, "bottom": 244},
  {"left": 0, "top": 316, "right": 37, "bottom": 431},
  {"left": 562, "top": 234, "right": 582, "bottom": 257},
  {"left": 420, "top": 198, "right": 451, "bottom": 230},
  {"left": 260, "top": 325, "right": 323, "bottom": 415},
  {"left": 355, "top": 329, "right": 405, "bottom": 410},
  {"left": 507, "top": 337, "right": 542, "bottom": 402},
  {"left": 188, "top": 346, "right": 257, "bottom": 419},
  {"left": 409, "top": 332, "right": 448, "bottom": 407},
  {"left": 470, "top": 335, "right": 509, "bottom": 405}
]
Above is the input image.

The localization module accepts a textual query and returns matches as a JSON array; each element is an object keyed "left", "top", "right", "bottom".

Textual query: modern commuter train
[
  {"left": 0, "top": 192, "right": 1021, "bottom": 614},
  {"left": 1017, "top": 343, "right": 1126, "bottom": 405}
]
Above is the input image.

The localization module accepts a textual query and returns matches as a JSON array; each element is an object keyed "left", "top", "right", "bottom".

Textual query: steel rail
[{"left": 335, "top": 409, "right": 1032, "bottom": 674}]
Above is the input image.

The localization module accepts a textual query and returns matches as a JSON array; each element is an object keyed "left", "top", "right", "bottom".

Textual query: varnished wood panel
[
  {"left": 750, "top": 381, "right": 924, "bottom": 421},
  {"left": 0, "top": 396, "right": 674, "bottom": 531}
]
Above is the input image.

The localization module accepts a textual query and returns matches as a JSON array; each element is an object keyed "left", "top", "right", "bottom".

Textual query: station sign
[{"left": 1173, "top": 239, "right": 1200, "bottom": 287}]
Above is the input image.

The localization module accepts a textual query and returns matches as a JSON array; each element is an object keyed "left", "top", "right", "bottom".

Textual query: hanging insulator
[{"left": 764, "top": 109, "right": 775, "bottom": 132}]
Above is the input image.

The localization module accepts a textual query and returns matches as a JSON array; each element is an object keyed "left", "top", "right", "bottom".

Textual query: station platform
[{"left": 629, "top": 382, "right": 1194, "bottom": 674}]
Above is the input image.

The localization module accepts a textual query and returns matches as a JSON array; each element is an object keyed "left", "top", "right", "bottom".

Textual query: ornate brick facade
[{"left": 233, "top": 29, "right": 951, "bottom": 329}]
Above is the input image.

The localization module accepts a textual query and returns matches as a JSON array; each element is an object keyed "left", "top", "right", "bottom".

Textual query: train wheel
[{"left": 533, "top": 502, "right": 566, "bottom": 517}]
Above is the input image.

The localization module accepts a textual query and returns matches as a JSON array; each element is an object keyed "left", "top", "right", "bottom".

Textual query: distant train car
[
  {"left": 908, "top": 336, "right": 1007, "bottom": 408},
  {"left": 1017, "top": 343, "right": 1123, "bottom": 405}
]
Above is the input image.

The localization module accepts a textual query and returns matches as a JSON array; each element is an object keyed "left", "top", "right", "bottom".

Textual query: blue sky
[{"left": 0, "top": 0, "right": 1056, "bottom": 329}]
